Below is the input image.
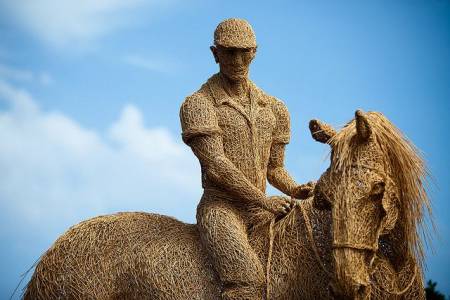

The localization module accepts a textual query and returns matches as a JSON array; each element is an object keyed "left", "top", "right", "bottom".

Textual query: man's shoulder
[
  {"left": 181, "top": 76, "right": 217, "bottom": 110},
  {"left": 180, "top": 80, "right": 218, "bottom": 125},
  {"left": 181, "top": 93, "right": 215, "bottom": 119},
  {"left": 179, "top": 76, "right": 221, "bottom": 143},
  {"left": 249, "top": 81, "right": 287, "bottom": 110}
]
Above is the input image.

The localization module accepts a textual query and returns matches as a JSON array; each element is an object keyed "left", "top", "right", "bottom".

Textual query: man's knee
[
  {"left": 197, "top": 201, "right": 245, "bottom": 230},
  {"left": 196, "top": 202, "right": 248, "bottom": 251}
]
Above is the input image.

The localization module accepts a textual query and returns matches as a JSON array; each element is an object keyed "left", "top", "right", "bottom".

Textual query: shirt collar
[{"left": 207, "top": 73, "right": 268, "bottom": 107}]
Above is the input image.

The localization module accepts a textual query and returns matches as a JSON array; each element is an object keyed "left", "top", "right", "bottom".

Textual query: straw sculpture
[
  {"left": 24, "top": 18, "right": 430, "bottom": 300},
  {"left": 24, "top": 110, "right": 430, "bottom": 300}
]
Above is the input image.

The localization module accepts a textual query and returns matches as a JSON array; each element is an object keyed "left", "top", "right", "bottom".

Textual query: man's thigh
[{"left": 197, "top": 200, "right": 265, "bottom": 285}]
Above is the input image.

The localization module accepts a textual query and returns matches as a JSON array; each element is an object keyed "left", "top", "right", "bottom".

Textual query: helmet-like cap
[{"left": 214, "top": 18, "right": 257, "bottom": 48}]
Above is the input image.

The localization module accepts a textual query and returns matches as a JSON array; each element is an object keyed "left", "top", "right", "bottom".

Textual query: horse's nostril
[
  {"left": 328, "top": 282, "right": 343, "bottom": 299},
  {"left": 328, "top": 281, "right": 361, "bottom": 300},
  {"left": 356, "top": 283, "right": 370, "bottom": 300}
]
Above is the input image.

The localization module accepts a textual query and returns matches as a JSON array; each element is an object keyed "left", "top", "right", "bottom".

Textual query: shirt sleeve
[
  {"left": 271, "top": 98, "right": 291, "bottom": 144},
  {"left": 179, "top": 93, "right": 222, "bottom": 145}
]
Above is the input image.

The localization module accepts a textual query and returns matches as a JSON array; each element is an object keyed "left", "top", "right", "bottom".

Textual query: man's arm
[
  {"left": 189, "top": 134, "right": 267, "bottom": 206},
  {"left": 189, "top": 133, "right": 294, "bottom": 215},
  {"left": 267, "top": 143, "right": 298, "bottom": 197},
  {"left": 267, "top": 98, "right": 314, "bottom": 199}
]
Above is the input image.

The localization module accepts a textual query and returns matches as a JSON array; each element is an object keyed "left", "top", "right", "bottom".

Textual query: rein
[
  {"left": 332, "top": 242, "right": 377, "bottom": 252},
  {"left": 265, "top": 217, "right": 276, "bottom": 300}
]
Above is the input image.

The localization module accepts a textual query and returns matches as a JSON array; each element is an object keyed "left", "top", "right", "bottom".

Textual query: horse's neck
[
  {"left": 248, "top": 203, "right": 301, "bottom": 259},
  {"left": 249, "top": 199, "right": 333, "bottom": 296}
]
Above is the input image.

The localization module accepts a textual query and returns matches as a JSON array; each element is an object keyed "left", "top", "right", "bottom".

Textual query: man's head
[{"left": 210, "top": 18, "right": 257, "bottom": 81}]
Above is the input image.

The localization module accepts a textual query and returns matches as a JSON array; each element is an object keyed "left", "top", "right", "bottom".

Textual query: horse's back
[{"left": 24, "top": 212, "right": 220, "bottom": 300}]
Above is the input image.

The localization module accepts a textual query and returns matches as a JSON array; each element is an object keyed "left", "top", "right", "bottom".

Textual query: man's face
[{"left": 211, "top": 45, "right": 256, "bottom": 81}]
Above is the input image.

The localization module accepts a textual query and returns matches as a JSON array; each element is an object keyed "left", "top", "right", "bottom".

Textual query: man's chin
[{"left": 224, "top": 72, "right": 248, "bottom": 81}]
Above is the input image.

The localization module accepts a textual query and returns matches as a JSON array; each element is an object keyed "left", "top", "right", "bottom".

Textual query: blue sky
[{"left": 0, "top": 0, "right": 449, "bottom": 298}]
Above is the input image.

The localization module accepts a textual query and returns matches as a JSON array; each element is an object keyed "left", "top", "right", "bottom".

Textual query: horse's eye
[
  {"left": 370, "top": 181, "right": 385, "bottom": 201},
  {"left": 356, "top": 179, "right": 365, "bottom": 188}
]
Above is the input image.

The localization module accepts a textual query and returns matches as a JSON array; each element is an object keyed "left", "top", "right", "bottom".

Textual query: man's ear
[
  {"left": 249, "top": 47, "right": 257, "bottom": 61},
  {"left": 210, "top": 46, "right": 219, "bottom": 63}
]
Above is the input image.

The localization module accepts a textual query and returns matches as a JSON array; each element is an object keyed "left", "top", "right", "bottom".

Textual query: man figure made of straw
[{"left": 180, "top": 18, "right": 312, "bottom": 300}]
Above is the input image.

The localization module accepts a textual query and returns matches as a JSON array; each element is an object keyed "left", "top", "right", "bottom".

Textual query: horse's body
[
  {"left": 24, "top": 111, "right": 429, "bottom": 299},
  {"left": 24, "top": 199, "right": 333, "bottom": 300}
]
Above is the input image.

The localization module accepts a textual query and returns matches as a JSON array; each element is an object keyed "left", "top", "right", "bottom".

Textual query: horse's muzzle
[{"left": 331, "top": 248, "right": 371, "bottom": 300}]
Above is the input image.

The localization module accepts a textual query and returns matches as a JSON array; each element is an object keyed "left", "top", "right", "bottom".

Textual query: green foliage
[{"left": 425, "top": 280, "right": 447, "bottom": 300}]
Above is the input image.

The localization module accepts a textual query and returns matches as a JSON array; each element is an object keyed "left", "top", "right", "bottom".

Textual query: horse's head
[{"left": 310, "top": 110, "right": 429, "bottom": 299}]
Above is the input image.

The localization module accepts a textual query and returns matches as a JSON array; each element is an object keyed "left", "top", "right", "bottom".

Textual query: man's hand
[
  {"left": 261, "top": 196, "right": 295, "bottom": 216},
  {"left": 291, "top": 181, "right": 315, "bottom": 200}
]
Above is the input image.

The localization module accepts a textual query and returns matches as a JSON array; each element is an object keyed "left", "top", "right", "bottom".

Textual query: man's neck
[{"left": 220, "top": 73, "right": 249, "bottom": 99}]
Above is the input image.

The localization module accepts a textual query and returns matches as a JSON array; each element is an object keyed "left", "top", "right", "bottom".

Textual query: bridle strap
[
  {"left": 332, "top": 242, "right": 377, "bottom": 252},
  {"left": 331, "top": 162, "right": 386, "bottom": 254},
  {"left": 349, "top": 163, "right": 385, "bottom": 177}
]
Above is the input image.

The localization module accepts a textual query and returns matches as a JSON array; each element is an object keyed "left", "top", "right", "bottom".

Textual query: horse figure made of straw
[{"left": 24, "top": 110, "right": 430, "bottom": 300}]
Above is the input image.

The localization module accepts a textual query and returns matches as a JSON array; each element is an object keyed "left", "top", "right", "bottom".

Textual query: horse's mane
[{"left": 329, "top": 111, "right": 431, "bottom": 267}]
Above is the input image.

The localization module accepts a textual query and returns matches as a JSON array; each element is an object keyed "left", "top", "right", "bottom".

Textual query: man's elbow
[
  {"left": 205, "top": 155, "right": 228, "bottom": 183},
  {"left": 267, "top": 166, "right": 280, "bottom": 184}
]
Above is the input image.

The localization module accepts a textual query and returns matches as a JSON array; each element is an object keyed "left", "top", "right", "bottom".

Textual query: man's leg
[{"left": 197, "top": 200, "right": 265, "bottom": 300}]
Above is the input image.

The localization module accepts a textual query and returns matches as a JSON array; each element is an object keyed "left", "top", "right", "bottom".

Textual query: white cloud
[
  {"left": 38, "top": 72, "right": 54, "bottom": 85},
  {"left": 0, "top": 80, "right": 39, "bottom": 114},
  {"left": 123, "top": 54, "right": 181, "bottom": 74},
  {"left": 0, "top": 64, "right": 33, "bottom": 81},
  {"left": 0, "top": 63, "right": 53, "bottom": 86},
  {"left": 0, "top": 79, "right": 200, "bottom": 236},
  {"left": 0, "top": 0, "right": 169, "bottom": 48}
]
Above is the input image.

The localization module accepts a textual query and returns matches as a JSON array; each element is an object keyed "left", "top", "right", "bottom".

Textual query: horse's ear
[
  {"left": 309, "top": 119, "right": 336, "bottom": 144},
  {"left": 355, "top": 110, "right": 372, "bottom": 142}
]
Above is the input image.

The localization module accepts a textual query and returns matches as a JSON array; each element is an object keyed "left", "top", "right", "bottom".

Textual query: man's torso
[{"left": 181, "top": 73, "right": 288, "bottom": 193}]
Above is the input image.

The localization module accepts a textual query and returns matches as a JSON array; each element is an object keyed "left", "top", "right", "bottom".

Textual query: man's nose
[{"left": 230, "top": 53, "right": 244, "bottom": 65}]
